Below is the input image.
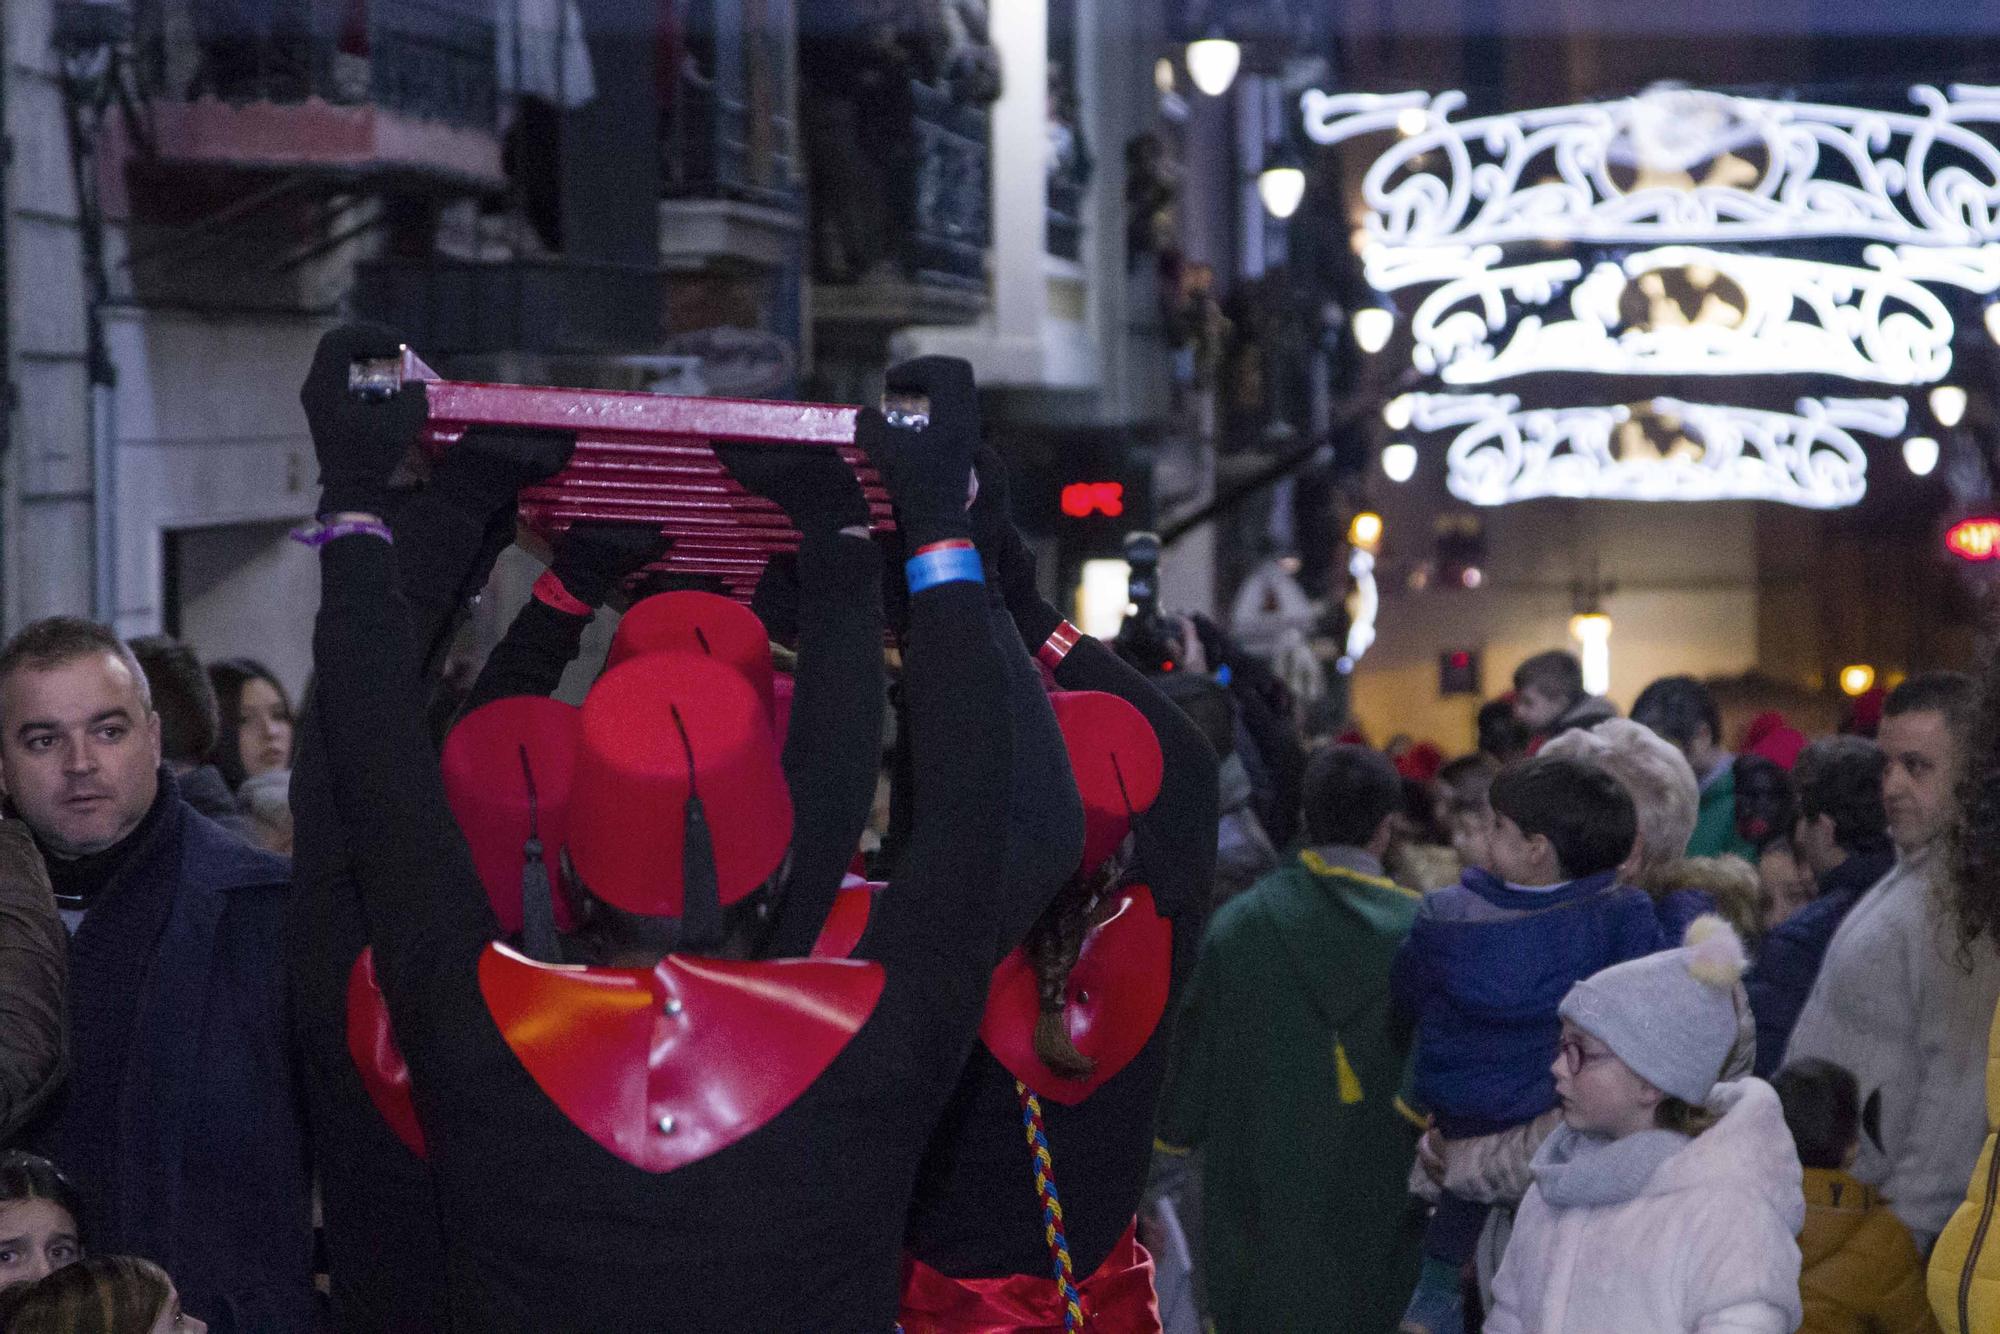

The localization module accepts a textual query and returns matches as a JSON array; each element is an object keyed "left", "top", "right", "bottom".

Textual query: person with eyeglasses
[{"left": 1484, "top": 916, "right": 1804, "bottom": 1334}]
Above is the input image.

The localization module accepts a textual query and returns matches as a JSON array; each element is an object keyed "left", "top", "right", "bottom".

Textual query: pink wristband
[
  {"left": 533, "top": 570, "right": 592, "bottom": 617},
  {"left": 1036, "top": 621, "right": 1083, "bottom": 671}
]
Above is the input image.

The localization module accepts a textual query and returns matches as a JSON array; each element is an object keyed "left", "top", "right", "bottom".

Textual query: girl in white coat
[{"left": 1485, "top": 916, "right": 1805, "bottom": 1334}]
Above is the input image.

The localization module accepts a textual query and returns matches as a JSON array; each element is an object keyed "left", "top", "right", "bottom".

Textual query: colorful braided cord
[{"left": 1015, "top": 1078, "right": 1084, "bottom": 1332}]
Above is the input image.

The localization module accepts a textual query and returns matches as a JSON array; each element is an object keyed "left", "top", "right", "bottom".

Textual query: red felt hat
[
  {"left": 1742, "top": 711, "right": 1807, "bottom": 770},
  {"left": 1051, "top": 691, "right": 1164, "bottom": 873},
  {"left": 569, "top": 651, "right": 793, "bottom": 917},
  {"left": 607, "top": 591, "right": 775, "bottom": 718},
  {"left": 441, "top": 695, "right": 582, "bottom": 933}
]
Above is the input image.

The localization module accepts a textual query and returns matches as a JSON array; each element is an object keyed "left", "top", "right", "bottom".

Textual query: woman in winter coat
[{"left": 1485, "top": 917, "right": 1805, "bottom": 1334}]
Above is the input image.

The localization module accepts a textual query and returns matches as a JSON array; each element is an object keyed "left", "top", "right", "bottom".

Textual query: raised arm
[
  {"left": 297, "top": 326, "right": 572, "bottom": 1035},
  {"left": 974, "top": 448, "right": 1218, "bottom": 921},
  {"left": 457, "top": 520, "right": 667, "bottom": 718},
  {"left": 708, "top": 440, "right": 886, "bottom": 959},
  {"left": 850, "top": 369, "right": 1012, "bottom": 979}
]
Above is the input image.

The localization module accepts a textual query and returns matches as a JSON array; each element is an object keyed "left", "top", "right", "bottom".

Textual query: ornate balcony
[{"left": 127, "top": 0, "right": 503, "bottom": 191}]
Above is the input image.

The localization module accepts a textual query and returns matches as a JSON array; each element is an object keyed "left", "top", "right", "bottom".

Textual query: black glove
[
  {"left": 884, "top": 355, "right": 981, "bottom": 447},
  {"left": 299, "top": 322, "right": 427, "bottom": 517},
  {"left": 871, "top": 356, "right": 979, "bottom": 551},
  {"left": 548, "top": 520, "right": 671, "bottom": 609},
  {"left": 430, "top": 425, "right": 576, "bottom": 520},
  {"left": 966, "top": 444, "right": 1058, "bottom": 640},
  {"left": 713, "top": 441, "right": 869, "bottom": 535}
]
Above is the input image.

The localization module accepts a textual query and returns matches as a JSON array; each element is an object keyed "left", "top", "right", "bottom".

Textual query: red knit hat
[
  {"left": 441, "top": 695, "right": 581, "bottom": 934},
  {"left": 607, "top": 591, "right": 776, "bottom": 718},
  {"left": 569, "top": 651, "right": 793, "bottom": 918},
  {"left": 1052, "top": 691, "right": 1164, "bottom": 873},
  {"left": 1742, "top": 711, "right": 1807, "bottom": 770}
]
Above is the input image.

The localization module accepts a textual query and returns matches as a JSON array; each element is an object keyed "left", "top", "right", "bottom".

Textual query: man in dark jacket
[
  {"left": 0, "top": 618, "right": 312, "bottom": 1333},
  {"left": 1747, "top": 735, "right": 1895, "bottom": 1077}
]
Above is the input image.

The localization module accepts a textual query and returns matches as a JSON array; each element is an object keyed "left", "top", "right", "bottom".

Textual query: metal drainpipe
[{"left": 90, "top": 369, "right": 115, "bottom": 624}]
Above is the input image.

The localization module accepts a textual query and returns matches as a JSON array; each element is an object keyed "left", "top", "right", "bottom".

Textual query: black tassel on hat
[
  {"left": 670, "top": 704, "right": 725, "bottom": 953},
  {"left": 517, "top": 744, "right": 561, "bottom": 963}
]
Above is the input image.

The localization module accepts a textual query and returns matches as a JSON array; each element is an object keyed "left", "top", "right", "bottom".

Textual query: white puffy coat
[{"left": 1485, "top": 1079, "right": 1806, "bottom": 1334}]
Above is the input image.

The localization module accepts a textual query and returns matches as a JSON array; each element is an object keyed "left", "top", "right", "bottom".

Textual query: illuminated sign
[
  {"left": 1946, "top": 517, "right": 2000, "bottom": 561},
  {"left": 1061, "top": 481, "right": 1125, "bottom": 519}
]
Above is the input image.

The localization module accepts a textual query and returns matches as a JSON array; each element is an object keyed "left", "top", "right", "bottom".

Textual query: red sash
[{"left": 898, "top": 1222, "right": 1161, "bottom": 1334}]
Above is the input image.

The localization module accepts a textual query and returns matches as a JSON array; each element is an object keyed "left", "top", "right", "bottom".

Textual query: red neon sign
[
  {"left": 1946, "top": 517, "right": 2000, "bottom": 561},
  {"left": 1061, "top": 481, "right": 1125, "bottom": 519}
]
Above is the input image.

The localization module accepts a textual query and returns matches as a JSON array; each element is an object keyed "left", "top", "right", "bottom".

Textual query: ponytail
[{"left": 1024, "top": 863, "right": 1118, "bottom": 1079}]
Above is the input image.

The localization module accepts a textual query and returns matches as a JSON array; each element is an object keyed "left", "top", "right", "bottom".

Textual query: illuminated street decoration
[
  {"left": 1302, "top": 83, "right": 2000, "bottom": 506},
  {"left": 1405, "top": 244, "right": 2000, "bottom": 385},
  {"left": 1410, "top": 393, "right": 1905, "bottom": 509},
  {"left": 1301, "top": 85, "right": 2000, "bottom": 253}
]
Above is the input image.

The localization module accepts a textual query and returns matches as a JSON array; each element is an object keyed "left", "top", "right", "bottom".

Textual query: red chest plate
[
  {"left": 979, "top": 885, "right": 1172, "bottom": 1105},
  {"left": 346, "top": 948, "right": 428, "bottom": 1158},
  {"left": 478, "top": 943, "right": 885, "bottom": 1172}
]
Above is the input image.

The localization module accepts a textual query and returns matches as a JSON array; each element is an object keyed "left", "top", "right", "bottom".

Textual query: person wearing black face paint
[
  {"left": 899, "top": 440, "right": 1219, "bottom": 1331},
  {"left": 301, "top": 325, "right": 1029, "bottom": 1331}
]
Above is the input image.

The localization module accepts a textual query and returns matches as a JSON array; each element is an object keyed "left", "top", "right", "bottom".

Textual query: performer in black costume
[
  {"left": 297, "top": 324, "right": 1058, "bottom": 1331},
  {"left": 900, "top": 447, "right": 1221, "bottom": 1331}
]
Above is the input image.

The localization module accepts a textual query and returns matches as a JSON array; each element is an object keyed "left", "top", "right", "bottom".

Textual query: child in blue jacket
[{"left": 1393, "top": 754, "right": 1666, "bottom": 1334}]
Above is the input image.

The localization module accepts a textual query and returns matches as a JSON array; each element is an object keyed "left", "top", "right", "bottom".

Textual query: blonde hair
[{"left": 1541, "top": 719, "right": 1699, "bottom": 874}]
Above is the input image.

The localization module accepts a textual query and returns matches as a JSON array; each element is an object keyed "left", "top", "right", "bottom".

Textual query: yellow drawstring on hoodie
[{"left": 1335, "top": 1039, "right": 1364, "bottom": 1104}]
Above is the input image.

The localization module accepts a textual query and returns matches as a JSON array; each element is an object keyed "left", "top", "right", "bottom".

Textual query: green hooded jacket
[{"left": 1157, "top": 851, "right": 1426, "bottom": 1333}]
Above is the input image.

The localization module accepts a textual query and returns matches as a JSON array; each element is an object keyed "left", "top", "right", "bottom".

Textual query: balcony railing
[
  {"left": 353, "top": 256, "right": 669, "bottom": 357},
  {"left": 908, "top": 78, "right": 990, "bottom": 290},
  {"left": 663, "top": 1, "right": 800, "bottom": 210},
  {"left": 128, "top": 0, "right": 501, "bottom": 187}
]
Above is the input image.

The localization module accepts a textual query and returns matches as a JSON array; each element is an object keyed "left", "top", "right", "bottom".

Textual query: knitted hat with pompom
[{"left": 1558, "top": 915, "right": 1747, "bottom": 1104}]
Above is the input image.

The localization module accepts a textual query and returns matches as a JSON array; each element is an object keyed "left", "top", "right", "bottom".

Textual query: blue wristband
[{"left": 905, "top": 546, "right": 984, "bottom": 593}]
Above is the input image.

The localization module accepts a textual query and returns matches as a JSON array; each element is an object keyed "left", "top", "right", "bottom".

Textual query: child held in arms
[
  {"left": 1484, "top": 918, "right": 1803, "bottom": 1334},
  {"left": 1393, "top": 755, "right": 1666, "bottom": 1334}
]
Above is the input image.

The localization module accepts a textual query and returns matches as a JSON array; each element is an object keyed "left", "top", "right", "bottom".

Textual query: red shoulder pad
[
  {"left": 478, "top": 943, "right": 886, "bottom": 1172},
  {"left": 809, "top": 881, "right": 881, "bottom": 959},
  {"left": 980, "top": 885, "right": 1172, "bottom": 1105},
  {"left": 346, "top": 948, "right": 428, "bottom": 1157}
]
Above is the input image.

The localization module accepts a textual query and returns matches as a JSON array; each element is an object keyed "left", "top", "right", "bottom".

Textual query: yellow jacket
[
  {"left": 1799, "top": 1167, "right": 1937, "bottom": 1334},
  {"left": 1929, "top": 1004, "right": 2000, "bottom": 1334}
]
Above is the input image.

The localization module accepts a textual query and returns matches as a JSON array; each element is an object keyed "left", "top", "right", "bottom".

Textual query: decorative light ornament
[
  {"left": 1395, "top": 106, "right": 1428, "bottom": 137},
  {"left": 1383, "top": 393, "right": 1415, "bottom": 430},
  {"left": 1395, "top": 244, "right": 1995, "bottom": 387},
  {"left": 1408, "top": 393, "right": 1903, "bottom": 509},
  {"left": 1185, "top": 38, "right": 1240, "bottom": 97},
  {"left": 1569, "top": 613, "right": 1612, "bottom": 697},
  {"left": 1352, "top": 307, "right": 1394, "bottom": 353},
  {"left": 1153, "top": 58, "right": 1176, "bottom": 95},
  {"left": 1345, "top": 549, "right": 1378, "bottom": 666},
  {"left": 1301, "top": 85, "right": 2000, "bottom": 250},
  {"left": 1987, "top": 302, "right": 2000, "bottom": 345},
  {"left": 1348, "top": 510, "right": 1384, "bottom": 550},
  {"left": 1381, "top": 442, "right": 1418, "bottom": 482},
  {"left": 1904, "top": 435, "right": 1941, "bottom": 476},
  {"left": 1839, "top": 664, "right": 1877, "bottom": 696},
  {"left": 1930, "top": 385, "right": 1968, "bottom": 428},
  {"left": 1258, "top": 165, "right": 1306, "bottom": 220}
]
